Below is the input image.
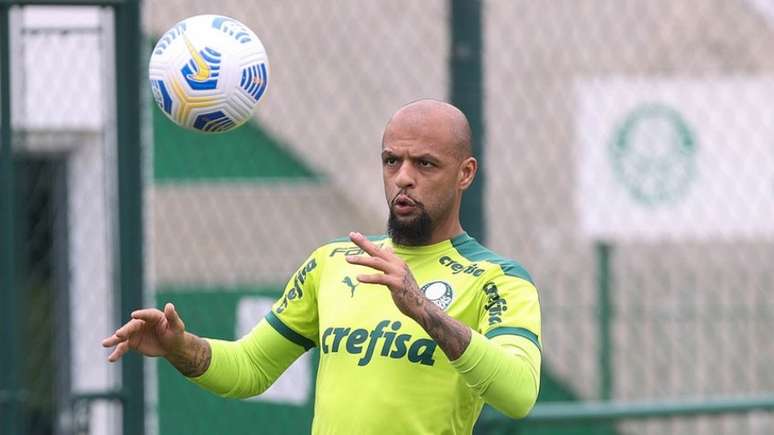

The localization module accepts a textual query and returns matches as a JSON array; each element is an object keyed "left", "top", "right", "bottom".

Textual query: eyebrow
[
  {"left": 414, "top": 153, "right": 441, "bottom": 164},
  {"left": 381, "top": 150, "right": 442, "bottom": 163}
]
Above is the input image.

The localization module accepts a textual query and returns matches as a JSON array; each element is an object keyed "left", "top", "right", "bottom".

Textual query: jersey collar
[{"left": 391, "top": 232, "right": 472, "bottom": 256}]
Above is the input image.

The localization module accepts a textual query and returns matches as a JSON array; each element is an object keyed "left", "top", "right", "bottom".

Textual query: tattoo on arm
[
  {"left": 168, "top": 334, "right": 212, "bottom": 377},
  {"left": 419, "top": 305, "right": 472, "bottom": 361},
  {"left": 402, "top": 265, "right": 471, "bottom": 361}
]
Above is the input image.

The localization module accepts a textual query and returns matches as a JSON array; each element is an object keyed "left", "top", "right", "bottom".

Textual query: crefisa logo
[{"left": 421, "top": 281, "right": 454, "bottom": 310}]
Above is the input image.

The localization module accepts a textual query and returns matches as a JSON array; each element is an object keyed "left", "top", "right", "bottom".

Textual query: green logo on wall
[{"left": 610, "top": 104, "right": 697, "bottom": 206}]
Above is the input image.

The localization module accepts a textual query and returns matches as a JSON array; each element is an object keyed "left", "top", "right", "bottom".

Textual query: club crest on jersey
[{"left": 421, "top": 281, "right": 454, "bottom": 310}]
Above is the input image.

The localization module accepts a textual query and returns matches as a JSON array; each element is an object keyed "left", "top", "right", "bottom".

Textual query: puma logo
[{"left": 342, "top": 276, "right": 360, "bottom": 298}]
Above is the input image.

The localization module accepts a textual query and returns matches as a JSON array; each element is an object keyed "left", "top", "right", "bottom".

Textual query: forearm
[
  {"left": 188, "top": 319, "right": 305, "bottom": 399},
  {"left": 451, "top": 332, "right": 541, "bottom": 419},
  {"left": 412, "top": 298, "right": 471, "bottom": 361},
  {"left": 166, "top": 332, "right": 212, "bottom": 377}
]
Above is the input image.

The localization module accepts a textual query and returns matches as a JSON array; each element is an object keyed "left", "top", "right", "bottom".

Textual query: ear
[{"left": 458, "top": 157, "right": 477, "bottom": 191}]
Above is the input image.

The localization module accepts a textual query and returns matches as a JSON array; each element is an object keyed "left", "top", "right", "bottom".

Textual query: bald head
[{"left": 383, "top": 99, "right": 473, "bottom": 160}]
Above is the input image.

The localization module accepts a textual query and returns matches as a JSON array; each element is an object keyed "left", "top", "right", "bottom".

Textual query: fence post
[
  {"left": 597, "top": 242, "right": 614, "bottom": 401},
  {"left": 450, "top": 0, "right": 484, "bottom": 243},
  {"left": 114, "top": 1, "right": 145, "bottom": 434},
  {"left": 0, "top": 4, "right": 24, "bottom": 434}
]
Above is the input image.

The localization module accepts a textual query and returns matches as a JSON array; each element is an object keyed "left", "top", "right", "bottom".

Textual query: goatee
[{"left": 387, "top": 208, "right": 433, "bottom": 246}]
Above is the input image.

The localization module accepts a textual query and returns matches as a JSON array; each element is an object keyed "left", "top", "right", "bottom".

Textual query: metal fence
[
  {"left": 0, "top": 1, "right": 143, "bottom": 434},
  {"left": 1, "top": 1, "right": 773, "bottom": 434}
]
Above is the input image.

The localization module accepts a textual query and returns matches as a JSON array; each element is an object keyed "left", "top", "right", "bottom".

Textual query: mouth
[{"left": 392, "top": 194, "right": 419, "bottom": 216}]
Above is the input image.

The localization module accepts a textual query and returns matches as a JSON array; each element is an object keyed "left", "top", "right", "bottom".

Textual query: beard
[{"left": 387, "top": 206, "right": 433, "bottom": 246}]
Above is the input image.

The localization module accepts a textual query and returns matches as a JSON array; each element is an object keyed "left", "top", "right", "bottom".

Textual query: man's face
[{"left": 381, "top": 118, "right": 465, "bottom": 245}]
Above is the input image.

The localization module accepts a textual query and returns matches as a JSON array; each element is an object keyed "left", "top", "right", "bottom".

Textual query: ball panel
[
  {"left": 150, "top": 80, "right": 173, "bottom": 115},
  {"left": 239, "top": 63, "right": 269, "bottom": 103},
  {"left": 192, "top": 110, "right": 236, "bottom": 133}
]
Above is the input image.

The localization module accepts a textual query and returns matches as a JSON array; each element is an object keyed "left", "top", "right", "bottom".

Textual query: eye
[
  {"left": 383, "top": 156, "right": 398, "bottom": 166},
  {"left": 418, "top": 160, "right": 434, "bottom": 168}
]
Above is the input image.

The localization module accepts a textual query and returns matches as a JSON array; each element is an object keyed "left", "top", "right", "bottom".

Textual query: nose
[{"left": 394, "top": 162, "right": 416, "bottom": 189}]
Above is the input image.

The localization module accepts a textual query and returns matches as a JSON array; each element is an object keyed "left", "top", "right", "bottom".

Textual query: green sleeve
[
  {"left": 450, "top": 331, "right": 541, "bottom": 419},
  {"left": 188, "top": 318, "right": 307, "bottom": 399}
]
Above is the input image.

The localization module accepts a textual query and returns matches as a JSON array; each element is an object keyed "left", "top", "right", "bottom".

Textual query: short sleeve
[
  {"left": 267, "top": 249, "right": 322, "bottom": 350},
  {"left": 477, "top": 273, "right": 542, "bottom": 352}
]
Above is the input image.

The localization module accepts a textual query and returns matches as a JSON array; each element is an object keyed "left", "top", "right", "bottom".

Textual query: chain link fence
[
  {"left": 2, "top": 1, "right": 774, "bottom": 434},
  {"left": 145, "top": 1, "right": 774, "bottom": 434},
  {"left": 4, "top": 5, "right": 121, "bottom": 434},
  {"left": 483, "top": 1, "right": 774, "bottom": 434}
]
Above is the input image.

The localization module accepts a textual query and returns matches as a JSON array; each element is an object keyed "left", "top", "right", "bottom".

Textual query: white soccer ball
[{"left": 149, "top": 15, "right": 270, "bottom": 133}]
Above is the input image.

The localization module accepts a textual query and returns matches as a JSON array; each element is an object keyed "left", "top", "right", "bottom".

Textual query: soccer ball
[{"left": 149, "top": 15, "right": 270, "bottom": 133}]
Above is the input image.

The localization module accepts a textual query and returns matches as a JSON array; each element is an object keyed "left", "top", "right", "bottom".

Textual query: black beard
[{"left": 387, "top": 208, "right": 433, "bottom": 246}]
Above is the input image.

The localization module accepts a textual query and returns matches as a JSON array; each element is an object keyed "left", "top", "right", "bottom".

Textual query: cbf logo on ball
[
  {"left": 421, "top": 281, "right": 454, "bottom": 310},
  {"left": 149, "top": 14, "right": 270, "bottom": 133}
]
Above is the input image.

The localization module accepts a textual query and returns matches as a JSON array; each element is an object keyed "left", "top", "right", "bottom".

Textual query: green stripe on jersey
[
  {"left": 451, "top": 233, "right": 533, "bottom": 283},
  {"left": 266, "top": 311, "right": 316, "bottom": 350},
  {"left": 485, "top": 326, "right": 541, "bottom": 351}
]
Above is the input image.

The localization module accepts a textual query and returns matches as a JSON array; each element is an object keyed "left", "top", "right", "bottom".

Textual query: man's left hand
[
  {"left": 345, "top": 232, "right": 427, "bottom": 319},
  {"left": 344, "top": 231, "right": 472, "bottom": 360}
]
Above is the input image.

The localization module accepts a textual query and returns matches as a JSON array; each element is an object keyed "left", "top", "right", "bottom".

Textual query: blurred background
[{"left": 1, "top": 0, "right": 773, "bottom": 434}]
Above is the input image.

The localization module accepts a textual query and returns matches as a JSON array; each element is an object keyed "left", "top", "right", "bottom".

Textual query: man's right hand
[
  {"left": 102, "top": 302, "right": 187, "bottom": 362},
  {"left": 102, "top": 302, "right": 212, "bottom": 377},
  {"left": 102, "top": 303, "right": 212, "bottom": 377}
]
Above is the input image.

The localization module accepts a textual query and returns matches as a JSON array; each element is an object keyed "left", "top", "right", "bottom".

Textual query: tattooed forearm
[
  {"left": 398, "top": 266, "right": 471, "bottom": 360},
  {"left": 417, "top": 303, "right": 472, "bottom": 361},
  {"left": 167, "top": 333, "right": 212, "bottom": 377}
]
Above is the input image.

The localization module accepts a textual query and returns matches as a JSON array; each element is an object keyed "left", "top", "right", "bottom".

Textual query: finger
[
  {"left": 131, "top": 308, "right": 165, "bottom": 323},
  {"left": 114, "top": 318, "right": 147, "bottom": 340},
  {"left": 164, "top": 303, "right": 185, "bottom": 333},
  {"left": 345, "top": 254, "right": 392, "bottom": 273},
  {"left": 349, "top": 232, "right": 387, "bottom": 259},
  {"left": 356, "top": 273, "right": 397, "bottom": 288},
  {"left": 381, "top": 245, "right": 401, "bottom": 262},
  {"left": 108, "top": 341, "right": 130, "bottom": 362},
  {"left": 102, "top": 334, "right": 125, "bottom": 348}
]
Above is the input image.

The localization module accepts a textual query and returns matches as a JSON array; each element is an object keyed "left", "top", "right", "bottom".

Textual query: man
[{"left": 103, "top": 99, "right": 541, "bottom": 434}]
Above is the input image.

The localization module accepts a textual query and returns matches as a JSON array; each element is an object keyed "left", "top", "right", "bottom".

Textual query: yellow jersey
[{"left": 265, "top": 233, "right": 541, "bottom": 434}]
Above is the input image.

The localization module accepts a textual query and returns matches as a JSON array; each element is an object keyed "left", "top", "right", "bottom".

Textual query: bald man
[{"left": 103, "top": 100, "right": 542, "bottom": 434}]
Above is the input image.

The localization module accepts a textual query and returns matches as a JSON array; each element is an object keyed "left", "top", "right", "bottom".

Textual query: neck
[{"left": 427, "top": 214, "right": 464, "bottom": 245}]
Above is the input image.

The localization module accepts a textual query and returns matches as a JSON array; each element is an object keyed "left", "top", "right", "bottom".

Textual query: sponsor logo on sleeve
[
  {"left": 276, "top": 258, "right": 317, "bottom": 313},
  {"left": 482, "top": 282, "right": 508, "bottom": 325}
]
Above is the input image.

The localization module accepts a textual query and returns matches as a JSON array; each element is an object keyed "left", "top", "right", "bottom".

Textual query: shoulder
[{"left": 450, "top": 234, "right": 534, "bottom": 284}]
